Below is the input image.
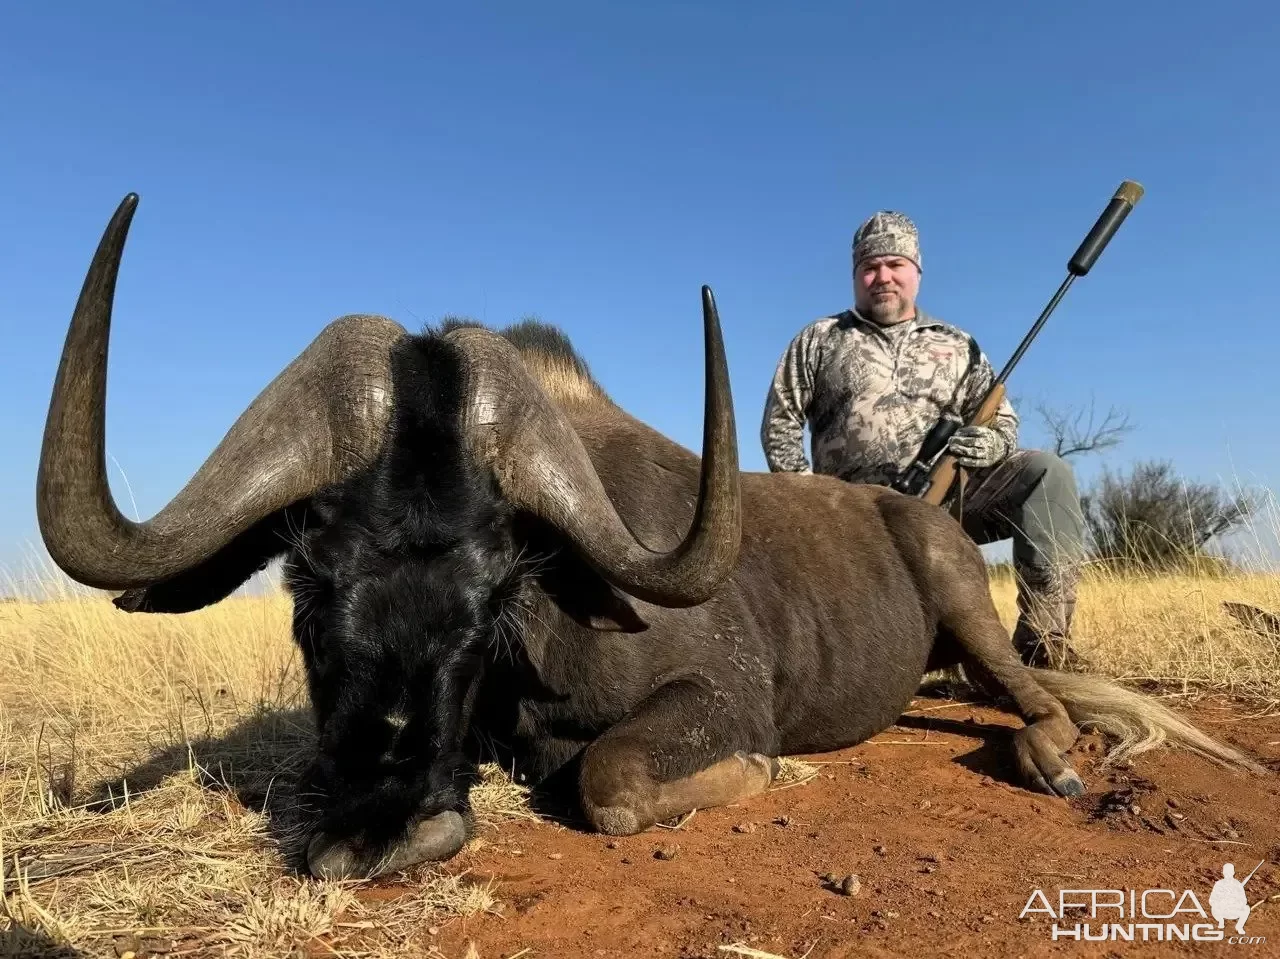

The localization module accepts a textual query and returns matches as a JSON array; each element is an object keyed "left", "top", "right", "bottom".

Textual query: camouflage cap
[{"left": 852, "top": 210, "right": 921, "bottom": 271}]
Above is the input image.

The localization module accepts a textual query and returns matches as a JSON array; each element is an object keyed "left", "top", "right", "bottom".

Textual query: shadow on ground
[
  {"left": 893, "top": 712, "right": 1022, "bottom": 784},
  {"left": 0, "top": 924, "right": 85, "bottom": 958},
  {"left": 84, "top": 705, "right": 317, "bottom": 872}
]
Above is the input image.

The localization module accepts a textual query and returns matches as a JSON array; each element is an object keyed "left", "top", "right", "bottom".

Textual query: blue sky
[{"left": 3, "top": 1, "right": 1278, "bottom": 585}]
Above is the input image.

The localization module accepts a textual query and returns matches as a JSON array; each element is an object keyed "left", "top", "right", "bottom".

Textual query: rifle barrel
[
  {"left": 992, "top": 273, "right": 1076, "bottom": 389},
  {"left": 903, "top": 179, "right": 1142, "bottom": 507},
  {"left": 991, "top": 180, "right": 1143, "bottom": 391}
]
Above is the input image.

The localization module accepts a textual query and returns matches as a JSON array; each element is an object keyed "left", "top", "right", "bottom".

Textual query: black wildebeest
[{"left": 38, "top": 195, "right": 1266, "bottom": 880}]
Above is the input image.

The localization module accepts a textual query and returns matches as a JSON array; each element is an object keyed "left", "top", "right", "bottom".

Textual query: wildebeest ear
[
  {"left": 514, "top": 516, "right": 651, "bottom": 633},
  {"left": 533, "top": 546, "right": 650, "bottom": 633},
  {"left": 111, "top": 503, "right": 311, "bottom": 614},
  {"left": 578, "top": 583, "right": 649, "bottom": 633}
]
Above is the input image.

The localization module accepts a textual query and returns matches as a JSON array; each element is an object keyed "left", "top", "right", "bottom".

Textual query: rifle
[{"left": 890, "top": 180, "right": 1145, "bottom": 512}]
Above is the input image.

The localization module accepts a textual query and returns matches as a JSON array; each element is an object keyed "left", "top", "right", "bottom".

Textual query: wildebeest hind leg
[
  {"left": 940, "top": 602, "right": 1085, "bottom": 798},
  {"left": 578, "top": 678, "right": 779, "bottom": 836}
]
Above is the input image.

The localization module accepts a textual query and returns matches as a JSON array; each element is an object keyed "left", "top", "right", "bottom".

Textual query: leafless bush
[{"left": 1081, "top": 459, "right": 1261, "bottom": 571}]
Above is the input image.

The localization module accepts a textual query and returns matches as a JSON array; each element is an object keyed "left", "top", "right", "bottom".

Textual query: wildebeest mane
[{"left": 433, "top": 314, "right": 609, "bottom": 409}]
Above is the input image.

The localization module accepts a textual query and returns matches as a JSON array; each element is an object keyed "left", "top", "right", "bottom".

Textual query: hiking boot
[{"left": 1013, "top": 624, "right": 1087, "bottom": 671}]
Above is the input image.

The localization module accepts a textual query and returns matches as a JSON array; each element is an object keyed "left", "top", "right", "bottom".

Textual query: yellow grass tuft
[{"left": 3, "top": 552, "right": 1279, "bottom": 955}]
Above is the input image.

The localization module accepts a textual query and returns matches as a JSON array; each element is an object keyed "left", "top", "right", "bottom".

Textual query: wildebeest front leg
[{"left": 578, "top": 678, "right": 780, "bottom": 836}]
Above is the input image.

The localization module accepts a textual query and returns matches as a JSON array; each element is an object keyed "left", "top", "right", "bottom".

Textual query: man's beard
[{"left": 863, "top": 289, "right": 909, "bottom": 325}]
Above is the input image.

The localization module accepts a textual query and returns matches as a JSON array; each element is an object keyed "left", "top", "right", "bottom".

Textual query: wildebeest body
[
  {"left": 37, "top": 194, "right": 1268, "bottom": 883},
  {"left": 487, "top": 459, "right": 942, "bottom": 775}
]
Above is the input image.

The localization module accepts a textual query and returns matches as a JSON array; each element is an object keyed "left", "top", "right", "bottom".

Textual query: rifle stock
[{"left": 920, "top": 383, "right": 1007, "bottom": 507}]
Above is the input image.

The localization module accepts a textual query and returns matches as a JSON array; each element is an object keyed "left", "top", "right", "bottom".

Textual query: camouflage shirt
[{"left": 760, "top": 308, "right": 1019, "bottom": 486}]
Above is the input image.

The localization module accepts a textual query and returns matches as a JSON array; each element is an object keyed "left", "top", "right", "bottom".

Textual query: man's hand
[{"left": 947, "top": 425, "right": 1008, "bottom": 469}]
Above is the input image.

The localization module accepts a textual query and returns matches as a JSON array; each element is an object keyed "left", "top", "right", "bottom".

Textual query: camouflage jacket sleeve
[
  {"left": 956, "top": 346, "right": 1019, "bottom": 458},
  {"left": 760, "top": 325, "right": 819, "bottom": 473}
]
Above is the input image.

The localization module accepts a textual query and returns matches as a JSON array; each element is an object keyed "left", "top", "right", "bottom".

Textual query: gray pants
[{"left": 957, "top": 449, "right": 1088, "bottom": 669}]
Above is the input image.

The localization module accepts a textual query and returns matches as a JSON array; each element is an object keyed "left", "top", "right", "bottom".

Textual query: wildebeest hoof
[
  {"left": 306, "top": 809, "right": 468, "bottom": 880},
  {"left": 731, "top": 750, "right": 780, "bottom": 782},
  {"left": 1023, "top": 765, "right": 1087, "bottom": 799},
  {"left": 1050, "top": 769, "right": 1086, "bottom": 797},
  {"left": 759, "top": 753, "right": 784, "bottom": 787}
]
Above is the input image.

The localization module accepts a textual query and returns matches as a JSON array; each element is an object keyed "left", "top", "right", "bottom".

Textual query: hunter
[{"left": 760, "top": 210, "right": 1087, "bottom": 671}]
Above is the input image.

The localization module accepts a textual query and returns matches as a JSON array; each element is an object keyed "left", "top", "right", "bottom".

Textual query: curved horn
[
  {"left": 40, "top": 194, "right": 740, "bottom": 607},
  {"left": 453, "top": 285, "right": 742, "bottom": 607},
  {"left": 36, "top": 193, "right": 406, "bottom": 590}
]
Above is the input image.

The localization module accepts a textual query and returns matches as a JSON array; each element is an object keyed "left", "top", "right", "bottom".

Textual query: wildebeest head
[
  {"left": 285, "top": 333, "right": 532, "bottom": 878},
  {"left": 36, "top": 194, "right": 743, "bottom": 879}
]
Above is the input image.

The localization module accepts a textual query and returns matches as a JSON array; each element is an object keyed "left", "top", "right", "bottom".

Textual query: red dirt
[{"left": 373, "top": 694, "right": 1280, "bottom": 958}]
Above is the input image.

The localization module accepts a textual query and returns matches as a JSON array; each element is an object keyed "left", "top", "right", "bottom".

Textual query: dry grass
[
  {"left": 3, "top": 554, "right": 1280, "bottom": 956},
  {"left": 0, "top": 587, "right": 521, "bottom": 958},
  {"left": 987, "top": 562, "right": 1280, "bottom": 699}
]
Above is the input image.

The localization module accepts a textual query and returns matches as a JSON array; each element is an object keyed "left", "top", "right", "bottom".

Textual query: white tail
[{"left": 1031, "top": 668, "right": 1271, "bottom": 777}]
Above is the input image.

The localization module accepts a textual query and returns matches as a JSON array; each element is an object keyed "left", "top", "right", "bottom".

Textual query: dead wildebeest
[{"left": 38, "top": 195, "right": 1267, "bottom": 880}]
